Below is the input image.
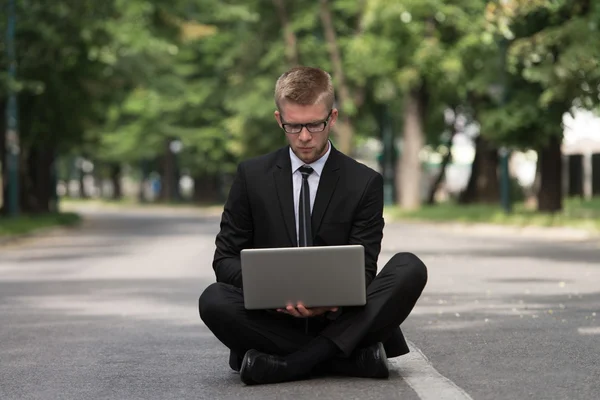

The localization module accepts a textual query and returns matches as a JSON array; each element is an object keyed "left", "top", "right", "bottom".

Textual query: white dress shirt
[{"left": 289, "top": 141, "right": 332, "bottom": 244}]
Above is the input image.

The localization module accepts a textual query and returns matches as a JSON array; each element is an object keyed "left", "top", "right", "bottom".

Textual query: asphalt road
[{"left": 0, "top": 206, "right": 598, "bottom": 399}]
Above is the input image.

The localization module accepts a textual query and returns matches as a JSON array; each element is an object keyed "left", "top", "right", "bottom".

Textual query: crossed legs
[
  {"left": 199, "top": 283, "right": 320, "bottom": 357},
  {"left": 199, "top": 252, "right": 428, "bottom": 382}
]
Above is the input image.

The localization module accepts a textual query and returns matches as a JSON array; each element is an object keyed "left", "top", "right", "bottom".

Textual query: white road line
[
  {"left": 578, "top": 326, "right": 600, "bottom": 335},
  {"left": 389, "top": 341, "right": 473, "bottom": 400}
]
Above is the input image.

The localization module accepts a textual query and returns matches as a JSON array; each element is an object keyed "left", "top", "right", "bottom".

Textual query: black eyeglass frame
[{"left": 280, "top": 110, "right": 333, "bottom": 134}]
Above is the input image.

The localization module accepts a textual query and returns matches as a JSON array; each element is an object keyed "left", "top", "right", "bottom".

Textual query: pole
[{"left": 5, "top": 0, "right": 20, "bottom": 217}]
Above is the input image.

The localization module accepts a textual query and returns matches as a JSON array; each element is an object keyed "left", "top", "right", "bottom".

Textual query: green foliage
[
  {"left": 0, "top": 0, "right": 118, "bottom": 152},
  {"left": 2, "top": 0, "right": 599, "bottom": 194},
  {"left": 94, "top": 0, "right": 298, "bottom": 175},
  {"left": 346, "top": 0, "right": 500, "bottom": 145},
  {"left": 481, "top": 0, "right": 600, "bottom": 148}
]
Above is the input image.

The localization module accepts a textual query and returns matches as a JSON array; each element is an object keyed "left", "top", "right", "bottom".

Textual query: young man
[{"left": 199, "top": 66, "right": 428, "bottom": 385}]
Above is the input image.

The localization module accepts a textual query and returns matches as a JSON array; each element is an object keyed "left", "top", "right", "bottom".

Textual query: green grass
[
  {"left": 59, "top": 197, "right": 141, "bottom": 207},
  {"left": 59, "top": 197, "right": 223, "bottom": 209},
  {"left": 58, "top": 197, "right": 226, "bottom": 216},
  {"left": 385, "top": 197, "right": 600, "bottom": 233},
  {"left": 0, "top": 212, "right": 82, "bottom": 237}
]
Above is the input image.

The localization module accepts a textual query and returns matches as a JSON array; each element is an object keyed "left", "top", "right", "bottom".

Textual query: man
[{"left": 199, "top": 66, "right": 427, "bottom": 385}]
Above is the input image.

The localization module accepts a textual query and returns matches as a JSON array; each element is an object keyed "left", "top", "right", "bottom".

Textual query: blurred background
[{"left": 1, "top": 0, "right": 600, "bottom": 234}]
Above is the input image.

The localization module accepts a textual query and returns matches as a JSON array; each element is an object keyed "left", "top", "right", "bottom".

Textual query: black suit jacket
[
  {"left": 212, "top": 144, "right": 409, "bottom": 357},
  {"left": 213, "top": 144, "right": 384, "bottom": 289}
]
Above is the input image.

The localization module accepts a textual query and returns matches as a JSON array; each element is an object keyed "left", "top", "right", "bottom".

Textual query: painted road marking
[
  {"left": 578, "top": 326, "right": 600, "bottom": 335},
  {"left": 390, "top": 341, "right": 473, "bottom": 400}
]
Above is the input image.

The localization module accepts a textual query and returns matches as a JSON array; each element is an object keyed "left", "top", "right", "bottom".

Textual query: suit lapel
[
  {"left": 312, "top": 147, "right": 341, "bottom": 236},
  {"left": 273, "top": 148, "right": 297, "bottom": 246}
]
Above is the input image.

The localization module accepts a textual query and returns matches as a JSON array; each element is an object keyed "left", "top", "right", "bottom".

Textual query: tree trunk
[
  {"left": 159, "top": 141, "right": 179, "bottom": 202},
  {"left": 138, "top": 160, "right": 150, "bottom": 203},
  {"left": 138, "top": 179, "right": 146, "bottom": 203},
  {"left": 459, "top": 135, "right": 500, "bottom": 204},
  {"left": 427, "top": 130, "right": 457, "bottom": 205},
  {"left": 193, "top": 172, "right": 220, "bottom": 204},
  {"left": 522, "top": 154, "right": 542, "bottom": 207},
  {"left": 110, "top": 163, "right": 122, "bottom": 200},
  {"left": 78, "top": 166, "right": 89, "bottom": 199},
  {"left": 92, "top": 163, "right": 104, "bottom": 199},
  {"left": 566, "top": 154, "right": 583, "bottom": 197},
  {"left": 49, "top": 156, "right": 58, "bottom": 213},
  {"left": 0, "top": 98, "right": 6, "bottom": 215},
  {"left": 22, "top": 146, "right": 54, "bottom": 213},
  {"left": 397, "top": 87, "right": 426, "bottom": 210},
  {"left": 66, "top": 158, "right": 76, "bottom": 198},
  {"left": 319, "top": 0, "right": 354, "bottom": 155},
  {"left": 35, "top": 149, "right": 55, "bottom": 213},
  {"left": 351, "top": 0, "right": 368, "bottom": 109},
  {"left": 537, "top": 134, "right": 563, "bottom": 213},
  {"left": 272, "top": 0, "right": 299, "bottom": 66}
]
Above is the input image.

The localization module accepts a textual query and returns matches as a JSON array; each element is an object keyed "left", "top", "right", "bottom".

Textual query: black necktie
[{"left": 298, "top": 166, "right": 314, "bottom": 247}]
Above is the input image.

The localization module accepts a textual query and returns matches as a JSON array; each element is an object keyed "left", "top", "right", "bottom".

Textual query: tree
[
  {"left": 318, "top": 0, "right": 357, "bottom": 156},
  {"left": 485, "top": 0, "right": 600, "bottom": 212},
  {"left": 347, "top": 0, "right": 499, "bottom": 209},
  {"left": 272, "top": 0, "right": 299, "bottom": 66},
  {"left": 0, "top": 0, "right": 120, "bottom": 213}
]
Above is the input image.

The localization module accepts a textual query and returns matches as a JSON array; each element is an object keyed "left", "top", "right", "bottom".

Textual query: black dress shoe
[
  {"left": 239, "top": 350, "right": 293, "bottom": 385},
  {"left": 229, "top": 351, "right": 243, "bottom": 372},
  {"left": 326, "top": 342, "right": 389, "bottom": 379}
]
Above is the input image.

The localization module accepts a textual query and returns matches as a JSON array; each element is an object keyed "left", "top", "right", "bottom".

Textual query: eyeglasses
[{"left": 281, "top": 110, "right": 332, "bottom": 134}]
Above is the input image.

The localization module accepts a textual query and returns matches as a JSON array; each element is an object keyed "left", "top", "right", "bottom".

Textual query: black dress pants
[{"left": 199, "top": 252, "right": 427, "bottom": 368}]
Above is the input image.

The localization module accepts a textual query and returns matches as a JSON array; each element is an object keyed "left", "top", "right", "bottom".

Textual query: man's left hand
[{"left": 277, "top": 303, "right": 338, "bottom": 318}]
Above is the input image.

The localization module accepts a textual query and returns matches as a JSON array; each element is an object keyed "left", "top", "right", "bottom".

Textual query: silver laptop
[{"left": 240, "top": 244, "right": 366, "bottom": 310}]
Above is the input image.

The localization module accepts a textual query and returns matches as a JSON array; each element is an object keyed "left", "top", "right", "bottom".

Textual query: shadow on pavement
[{"left": 403, "top": 289, "right": 600, "bottom": 400}]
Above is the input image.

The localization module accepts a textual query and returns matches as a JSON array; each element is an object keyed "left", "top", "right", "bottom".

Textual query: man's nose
[{"left": 298, "top": 127, "right": 312, "bottom": 141}]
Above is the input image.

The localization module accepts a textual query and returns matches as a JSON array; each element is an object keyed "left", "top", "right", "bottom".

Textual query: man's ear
[
  {"left": 329, "top": 108, "right": 339, "bottom": 128},
  {"left": 274, "top": 110, "right": 283, "bottom": 128}
]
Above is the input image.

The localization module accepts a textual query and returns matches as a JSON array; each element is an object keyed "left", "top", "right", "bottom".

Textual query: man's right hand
[{"left": 276, "top": 303, "right": 338, "bottom": 318}]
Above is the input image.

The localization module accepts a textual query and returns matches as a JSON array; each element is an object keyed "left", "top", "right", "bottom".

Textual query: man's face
[{"left": 275, "top": 102, "right": 338, "bottom": 164}]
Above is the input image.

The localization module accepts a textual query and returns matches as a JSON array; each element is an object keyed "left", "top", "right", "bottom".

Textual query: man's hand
[{"left": 277, "top": 303, "right": 338, "bottom": 318}]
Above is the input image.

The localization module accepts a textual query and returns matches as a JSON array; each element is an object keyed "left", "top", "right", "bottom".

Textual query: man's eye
[{"left": 307, "top": 123, "right": 323, "bottom": 129}]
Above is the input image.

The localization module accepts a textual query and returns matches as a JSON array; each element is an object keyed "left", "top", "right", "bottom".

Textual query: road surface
[{"left": 1, "top": 206, "right": 598, "bottom": 399}]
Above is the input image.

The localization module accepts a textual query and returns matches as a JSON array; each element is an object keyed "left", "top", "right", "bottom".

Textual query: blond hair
[{"left": 274, "top": 66, "right": 335, "bottom": 110}]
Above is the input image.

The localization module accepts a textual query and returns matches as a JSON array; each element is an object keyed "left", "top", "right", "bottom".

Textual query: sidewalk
[{"left": 395, "top": 219, "right": 599, "bottom": 242}]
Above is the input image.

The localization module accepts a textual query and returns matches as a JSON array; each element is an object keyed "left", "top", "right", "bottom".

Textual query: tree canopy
[{"left": 1, "top": 0, "right": 598, "bottom": 214}]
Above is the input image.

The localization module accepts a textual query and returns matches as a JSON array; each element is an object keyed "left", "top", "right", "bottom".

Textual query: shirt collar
[{"left": 289, "top": 140, "right": 331, "bottom": 177}]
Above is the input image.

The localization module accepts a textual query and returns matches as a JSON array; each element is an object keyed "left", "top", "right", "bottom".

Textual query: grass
[
  {"left": 59, "top": 197, "right": 223, "bottom": 210},
  {"left": 385, "top": 197, "right": 600, "bottom": 233},
  {"left": 0, "top": 212, "right": 82, "bottom": 237}
]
